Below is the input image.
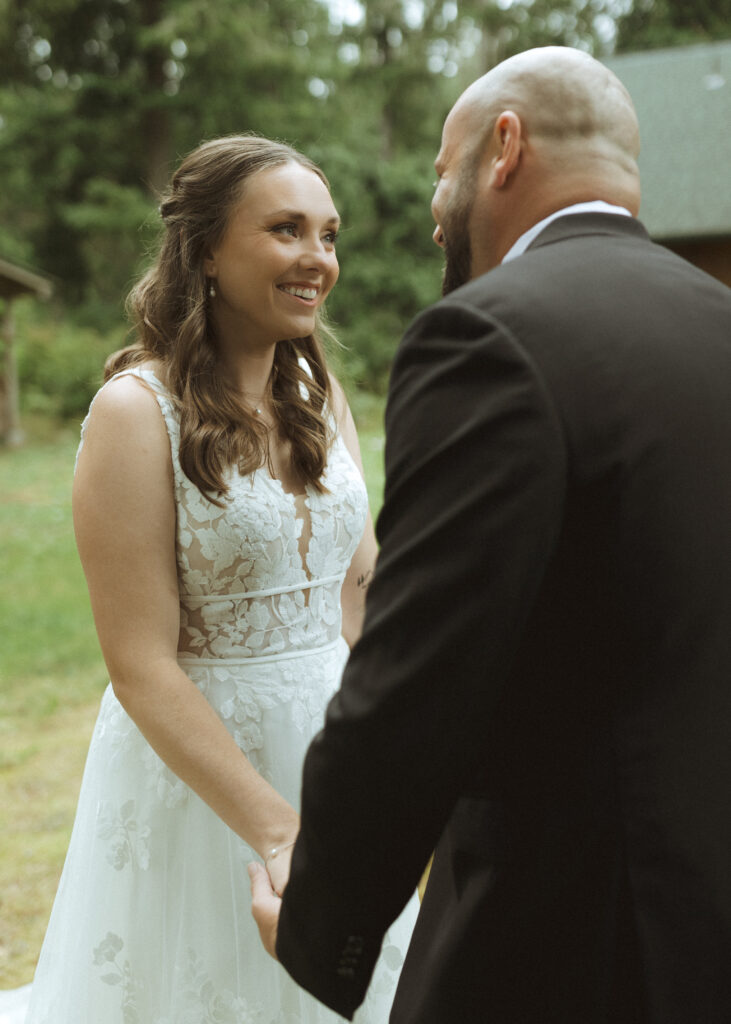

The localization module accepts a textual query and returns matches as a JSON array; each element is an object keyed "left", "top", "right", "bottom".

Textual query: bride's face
[{"left": 205, "top": 162, "right": 340, "bottom": 352}]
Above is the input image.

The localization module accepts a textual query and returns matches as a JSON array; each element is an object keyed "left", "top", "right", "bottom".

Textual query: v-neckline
[{"left": 263, "top": 473, "right": 315, "bottom": 581}]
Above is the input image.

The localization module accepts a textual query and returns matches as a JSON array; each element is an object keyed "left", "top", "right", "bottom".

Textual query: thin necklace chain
[{"left": 245, "top": 384, "right": 271, "bottom": 418}]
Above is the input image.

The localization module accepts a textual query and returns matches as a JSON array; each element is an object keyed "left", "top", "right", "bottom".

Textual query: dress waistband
[
  {"left": 181, "top": 574, "right": 344, "bottom": 605},
  {"left": 177, "top": 637, "right": 343, "bottom": 667}
]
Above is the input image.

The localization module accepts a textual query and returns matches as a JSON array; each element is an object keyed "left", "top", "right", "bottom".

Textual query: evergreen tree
[
  {"left": 615, "top": 0, "right": 731, "bottom": 52},
  {"left": 0, "top": 0, "right": 633, "bottom": 393}
]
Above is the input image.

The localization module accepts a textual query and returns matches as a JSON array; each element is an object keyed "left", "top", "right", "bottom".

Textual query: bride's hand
[
  {"left": 264, "top": 839, "right": 296, "bottom": 897},
  {"left": 248, "top": 862, "right": 281, "bottom": 959}
]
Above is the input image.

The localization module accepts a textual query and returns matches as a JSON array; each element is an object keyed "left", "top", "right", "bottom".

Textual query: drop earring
[{"left": 209, "top": 280, "right": 216, "bottom": 298}]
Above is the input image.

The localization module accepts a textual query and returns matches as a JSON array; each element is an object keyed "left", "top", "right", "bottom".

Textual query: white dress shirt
[{"left": 501, "top": 201, "right": 632, "bottom": 265}]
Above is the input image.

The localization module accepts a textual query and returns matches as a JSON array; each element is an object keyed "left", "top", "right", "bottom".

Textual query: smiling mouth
[{"left": 278, "top": 285, "right": 318, "bottom": 301}]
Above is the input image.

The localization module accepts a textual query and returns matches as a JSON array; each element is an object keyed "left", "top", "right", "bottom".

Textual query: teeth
[{"left": 280, "top": 285, "right": 317, "bottom": 300}]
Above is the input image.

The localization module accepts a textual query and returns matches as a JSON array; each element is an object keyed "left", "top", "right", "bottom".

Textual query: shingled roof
[{"left": 605, "top": 41, "right": 731, "bottom": 242}]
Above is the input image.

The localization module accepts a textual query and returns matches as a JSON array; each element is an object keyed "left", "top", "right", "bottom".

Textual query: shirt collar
[{"left": 501, "top": 201, "right": 633, "bottom": 265}]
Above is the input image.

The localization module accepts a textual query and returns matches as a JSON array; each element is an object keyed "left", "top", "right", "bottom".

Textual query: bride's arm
[
  {"left": 329, "top": 376, "right": 378, "bottom": 649},
  {"left": 73, "top": 376, "right": 299, "bottom": 876}
]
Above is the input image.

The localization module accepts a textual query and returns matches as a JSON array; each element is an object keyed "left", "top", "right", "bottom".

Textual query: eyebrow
[{"left": 267, "top": 208, "right": 341, "bottom": 226}]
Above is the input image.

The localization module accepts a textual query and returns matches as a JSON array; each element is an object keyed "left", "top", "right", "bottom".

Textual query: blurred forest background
[
  {"left": 1, "top": 0, "right": 729, "bottom": 990},
  {"left": 1, "top": 0, "right": 728, "bottom": 414}
]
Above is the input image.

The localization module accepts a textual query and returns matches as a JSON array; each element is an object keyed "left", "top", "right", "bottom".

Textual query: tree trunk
[{"left": 141, "top": 0, "right": 172, "bottom": 197}]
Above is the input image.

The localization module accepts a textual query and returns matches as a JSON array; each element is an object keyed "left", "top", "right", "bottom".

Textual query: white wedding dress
[{"left": 16, "top": 367, "right": 416, "bottom": 1024}]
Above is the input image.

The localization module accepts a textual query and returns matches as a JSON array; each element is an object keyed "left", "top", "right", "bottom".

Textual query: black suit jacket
[{"left": 276, "top": 214, "right": 731, "bottom": 1023}]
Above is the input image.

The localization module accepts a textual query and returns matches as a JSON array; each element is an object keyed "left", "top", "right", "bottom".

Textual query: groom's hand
[{"left": 248, "top": 861, "right": 281, "bottom": 959}]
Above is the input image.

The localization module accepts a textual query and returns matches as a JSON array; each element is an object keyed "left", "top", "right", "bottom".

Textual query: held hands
[
  {"left": 265, "top": 839, "right": 295, "bottom": 897},
  {"left": 248, "top": 840, "right": 295, "bottom": 960}
]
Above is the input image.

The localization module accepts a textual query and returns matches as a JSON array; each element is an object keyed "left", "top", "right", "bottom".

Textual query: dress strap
[{"left": 76, "top": 366, "right": 181, "bottom": 474}]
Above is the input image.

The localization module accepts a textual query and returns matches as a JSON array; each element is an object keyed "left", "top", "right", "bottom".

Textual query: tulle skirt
[{"left": 22, "top": 643, "right": 417, "bottom": 1023}]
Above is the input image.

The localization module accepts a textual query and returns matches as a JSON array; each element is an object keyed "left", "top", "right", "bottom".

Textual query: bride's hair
[{"left": 106, "top": 134, "right": 336, "bottom": 505}]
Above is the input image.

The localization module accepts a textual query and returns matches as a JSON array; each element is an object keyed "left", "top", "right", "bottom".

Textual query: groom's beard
[
  {"left": 440, "top": 170, "right": 477, "bottom": 296},
  {"left": 441, "top": 232, "right": 472, "bottom": 296}
]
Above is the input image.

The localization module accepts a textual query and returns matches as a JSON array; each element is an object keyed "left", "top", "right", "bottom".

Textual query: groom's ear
[{"left": 488, "top": 111, "right": 522, "bottom": 189}]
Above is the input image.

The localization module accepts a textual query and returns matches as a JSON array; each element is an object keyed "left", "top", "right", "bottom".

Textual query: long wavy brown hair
[{"left": 106, "top": 134, "right": 336, "bottom": 504}]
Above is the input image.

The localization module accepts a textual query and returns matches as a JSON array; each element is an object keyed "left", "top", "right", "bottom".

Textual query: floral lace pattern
[
  {"left": 160, "top": 948, "right": 266, "bottom": 1024},
  {"left": 93, "top": 933, "right": 141, "bottom": 1024},
  {"left": 154, "top": 368, "right": 367, "bottom": 663},
  {"left": 93, "top": 937, "right": 269, "bottom": 1024},
  {"left": 25, "top": 367, "right": 418, "bottom": 1024},
  {"left": 96, "top": 800, "right": 151, "bottom": 871}
]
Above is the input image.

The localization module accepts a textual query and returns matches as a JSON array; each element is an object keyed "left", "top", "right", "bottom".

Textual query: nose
[
  {"left": 297, "top": 236, "right": 339, "bottom": 295},
  {"left": 299, "top": 234, "right": 336, "bottom": 273},
  {"left": 433, "top": 223, "right": 445, "bottom": 248}
]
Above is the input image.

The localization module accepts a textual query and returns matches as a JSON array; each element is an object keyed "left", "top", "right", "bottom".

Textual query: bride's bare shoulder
[
  {"left": 76, "top": 376, "right": 172, "bottom": 489},
  {"left": 85, "top": 370, "right": 169, "bottom": 450}
]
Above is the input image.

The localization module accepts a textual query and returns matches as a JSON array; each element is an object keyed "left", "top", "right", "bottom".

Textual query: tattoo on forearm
[{"left": 357, "top": 570, "right": 374, "bottom": 591}]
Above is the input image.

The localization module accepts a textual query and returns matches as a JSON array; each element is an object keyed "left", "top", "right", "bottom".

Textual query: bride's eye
[{"left": 272, "top": 223, "right": 298, "bottom": 237}]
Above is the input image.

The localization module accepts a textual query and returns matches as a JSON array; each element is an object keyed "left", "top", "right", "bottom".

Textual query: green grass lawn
[
  {"left": 0, "top": 419, "right": 109, "bottom": 986},
  {"left": 0, "top": 399, "right": 386, "bottom": 987},
  {"left": 352, "top": 393, "right": 386, "bottom": 517}
]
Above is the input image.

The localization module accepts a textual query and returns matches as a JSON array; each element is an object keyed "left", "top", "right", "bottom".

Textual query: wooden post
[{"left": 0, "top": 301, "right": 25, "bottom": 447}]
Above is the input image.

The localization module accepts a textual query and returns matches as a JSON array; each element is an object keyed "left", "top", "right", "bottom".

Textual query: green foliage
[
  {"left": 0, "top": 0, "right": 629, "bottom": 392},
  {"left": 63, "top": 178, "right": 160, "bottom": 321},
  {"left": 13, "top": 298, "right": 126, "bottom": 418},
  {"left": 0, "top": 224, "right": 34, "bottom": 267},
  {"left": 323, "top": 148, "right": 444, "bottom": 389},
  {"left": 615, "top": 0, "right": 731, "bottom": 51}
]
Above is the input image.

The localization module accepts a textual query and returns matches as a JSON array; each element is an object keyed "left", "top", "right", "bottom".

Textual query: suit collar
[
  {"left": 524, "top": 211, "right": 651, "bottom": 254},
  {"left": 502, "top": 202, "right": 633, "bottom": 264}
]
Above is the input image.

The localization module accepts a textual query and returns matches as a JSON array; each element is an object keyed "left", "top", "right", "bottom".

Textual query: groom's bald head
[
  {"left": 455, "top": 46, "right": 640, "bottom": 172},
  {"left": 432, "top": 47, "right": 641, "bottom": 280}
]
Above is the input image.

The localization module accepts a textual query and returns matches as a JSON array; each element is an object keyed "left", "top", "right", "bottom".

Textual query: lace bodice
[{"left": 80, "top": 367, "right": 368, "bottom": 662}]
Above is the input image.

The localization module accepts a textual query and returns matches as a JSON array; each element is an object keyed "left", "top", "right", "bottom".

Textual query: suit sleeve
[{"left": 276, "top": 298, "right": 567, "bottom": 1017}]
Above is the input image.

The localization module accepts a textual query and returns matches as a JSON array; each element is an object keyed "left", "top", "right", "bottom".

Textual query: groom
[{"left": 250, "top": 46, "right": 731, "bottom": 1022}]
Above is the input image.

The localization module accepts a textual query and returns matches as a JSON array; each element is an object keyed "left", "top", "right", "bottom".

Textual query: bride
[{"left": 7, "top": 133, "right": 416, "bottom": 1023}]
